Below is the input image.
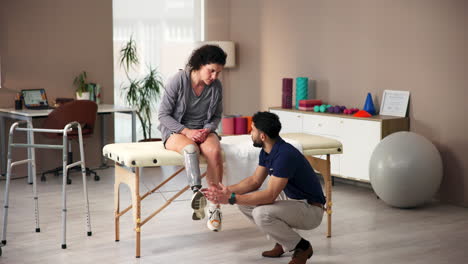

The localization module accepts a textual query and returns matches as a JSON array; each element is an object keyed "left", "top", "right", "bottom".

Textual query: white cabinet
[
  {"left": 270, "top": 108, "right": 409, "bottom": 182},
  {"left": 271, "top": 110, "right": 302, "bottom": 133},
  {"left": 339, "top": 118, "right": 380, "bottom": 181}
]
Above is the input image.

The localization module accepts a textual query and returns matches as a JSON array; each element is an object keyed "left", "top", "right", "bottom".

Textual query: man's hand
[{"left": 202, "top": 182, "right": 231, "bottom": 205}]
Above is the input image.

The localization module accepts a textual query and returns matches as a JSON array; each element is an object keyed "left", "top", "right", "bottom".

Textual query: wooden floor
[{"left": 0, "top": 166, "right": 467, "bottom": 264}]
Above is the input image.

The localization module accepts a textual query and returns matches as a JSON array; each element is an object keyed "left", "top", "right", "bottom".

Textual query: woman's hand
[
  {"left": 190, "top": 128, "right": 210, "bottom": 143},
  {"left": 195, "top": 128, "right": 211, "bottom": 143},
  {"left": 181, "top": 128, "right": 211, "bottom": 143},
  {"left": 181, "top": 128, "right": 203, "bottom": 142}
]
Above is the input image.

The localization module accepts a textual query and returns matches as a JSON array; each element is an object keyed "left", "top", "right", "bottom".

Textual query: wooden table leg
[
  {"left": 114, "top": 164, "right": 142, "bottom": 257},
  {"left": 134, "top": 167, "right": 141, "bottom": 258},
  {"left": 112, "top": 165, "right": 206, "bottom": 257},
  {"left": 305, "top": 155, "right": 332, "bottom": 238},
  {"left": 114, "top": 180, "right": 120, "bottom": 242}
]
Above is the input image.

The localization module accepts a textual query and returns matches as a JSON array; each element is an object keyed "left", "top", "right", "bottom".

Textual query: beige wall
[
  {"left": 204, "top": 0, "right": 234, "bottom": 112},
  {"left": 0, "top": 0, "right": 114, "bottom": 175},
  {"left": 1, "top": 0, "right": 467, "bottom": 206},
  {"left": 205, "top": 0, "right": 468, "bottom": 206}
]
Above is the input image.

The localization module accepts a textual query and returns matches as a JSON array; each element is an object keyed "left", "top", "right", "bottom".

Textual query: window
[{"left": 113, "top": 0, "right": 204, "bottom": 141}]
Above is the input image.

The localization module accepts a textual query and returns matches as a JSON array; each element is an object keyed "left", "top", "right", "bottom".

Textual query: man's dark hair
[
  {"left": 187, "top": 44, "right": 227, "bottom": 70},
  {"left": 252, "top": 111, "right": 282, "bottom": 139}
]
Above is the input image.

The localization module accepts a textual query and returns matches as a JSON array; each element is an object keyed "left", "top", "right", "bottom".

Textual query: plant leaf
[{"left": 120, "top": 36, "right": 139, "bottom": 73}]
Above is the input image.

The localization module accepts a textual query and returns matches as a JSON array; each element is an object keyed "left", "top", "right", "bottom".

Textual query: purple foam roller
[{"left": 282, "top": 78, "right": 293, "bottom": 108}]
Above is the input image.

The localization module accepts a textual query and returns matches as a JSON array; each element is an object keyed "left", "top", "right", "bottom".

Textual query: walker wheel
[
  {"left": 94, "top": 175, "right": 100, "bottom": 181},
  {"left": 67, "top": 178, "right": 72, "bottom": 185}
]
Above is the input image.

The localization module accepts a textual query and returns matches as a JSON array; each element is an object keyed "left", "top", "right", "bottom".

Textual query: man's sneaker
[
  {"left": 207, "top": 207, "right": 222, "bottom": 232},
  {"left": 191, "top": 190, "right": 207, "bottom": 220}
]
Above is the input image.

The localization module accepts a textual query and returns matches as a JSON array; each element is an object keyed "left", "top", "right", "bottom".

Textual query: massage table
[{"left": 102, "top": 133, "right": 342, "bottom": 258}]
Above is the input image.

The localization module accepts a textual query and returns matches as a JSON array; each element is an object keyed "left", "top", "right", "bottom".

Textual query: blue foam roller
[{"left": 295, "top": 77, "right": 308, "bottom": 109}]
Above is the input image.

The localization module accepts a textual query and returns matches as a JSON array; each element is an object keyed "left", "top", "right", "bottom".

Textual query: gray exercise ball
[{"left": 369, "top": 131, "right": 443, "bottom": 208}]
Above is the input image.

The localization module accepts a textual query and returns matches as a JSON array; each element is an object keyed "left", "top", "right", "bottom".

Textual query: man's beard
[{"left": 253, "top": 139, "right": 263, "bottom": 148}]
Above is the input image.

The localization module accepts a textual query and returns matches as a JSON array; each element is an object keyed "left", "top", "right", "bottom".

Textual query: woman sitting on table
[{"left": 158, "top": 44, "right": 226, "bottom": 232}]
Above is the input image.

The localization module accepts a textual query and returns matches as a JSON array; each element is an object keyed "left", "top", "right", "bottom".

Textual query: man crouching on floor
[{"left": 203, "top": 111, "right": 325, "bottom": 264}]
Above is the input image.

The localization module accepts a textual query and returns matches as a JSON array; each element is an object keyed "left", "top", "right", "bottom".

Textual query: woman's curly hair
[{"left": 187, "top": 44, "right": 227, "bottom": 70}]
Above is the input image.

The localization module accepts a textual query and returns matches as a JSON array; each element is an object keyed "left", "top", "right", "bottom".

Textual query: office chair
[{"left": 40, "top": 100, "right": 100, "bottom": 184}]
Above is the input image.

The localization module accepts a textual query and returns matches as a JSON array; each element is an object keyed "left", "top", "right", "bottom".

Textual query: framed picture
[{"left": 380, "top": 90, "right": 410, "bottom": 117}]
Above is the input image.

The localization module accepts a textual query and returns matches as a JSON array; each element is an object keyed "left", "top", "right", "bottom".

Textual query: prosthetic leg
[{"left": 183, "top": 145, "right": 207, "bottom": 220}]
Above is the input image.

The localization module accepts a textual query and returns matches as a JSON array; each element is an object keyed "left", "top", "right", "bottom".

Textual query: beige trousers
[{"left": 238, "top": 200, "right": 324, "bottom": 251}]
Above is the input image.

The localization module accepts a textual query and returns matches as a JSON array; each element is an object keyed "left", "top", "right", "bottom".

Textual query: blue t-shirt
[{"left": 259, "top": 137, "right": 325, "bottom": 205}]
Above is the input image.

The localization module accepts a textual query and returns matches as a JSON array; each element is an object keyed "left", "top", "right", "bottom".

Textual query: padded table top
[{"left": 102, "top": 133, "right": 342, "bottom": 168}]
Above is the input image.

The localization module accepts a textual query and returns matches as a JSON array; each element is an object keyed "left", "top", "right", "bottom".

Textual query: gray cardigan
[{"left": 157, "top": 70, "right": 223, "bottom": 142}]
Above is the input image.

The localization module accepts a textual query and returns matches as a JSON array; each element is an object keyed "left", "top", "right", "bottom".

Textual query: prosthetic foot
[
  {"left": 183, "top": 145, "right": 207, "bottom": 220},
  {"left": 191, "top": 190, "right": 207, "bottom": 220}
]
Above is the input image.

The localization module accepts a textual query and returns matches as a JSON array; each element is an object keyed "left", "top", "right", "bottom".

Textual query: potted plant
[
  {"left": 73, "top": 71, "right": 91, "bottom": 100},
  {"left": 120, "top": 37, "right": 164, "bottom": 141}
]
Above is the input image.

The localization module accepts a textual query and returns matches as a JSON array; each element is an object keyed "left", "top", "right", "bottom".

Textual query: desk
[{"left": 0, "top": 104, "right": 136, "bottom": 183}]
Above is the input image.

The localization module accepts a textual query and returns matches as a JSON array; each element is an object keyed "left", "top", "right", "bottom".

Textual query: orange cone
[{"left": 353, "top": 110, "right": 372, "bottom": 117}]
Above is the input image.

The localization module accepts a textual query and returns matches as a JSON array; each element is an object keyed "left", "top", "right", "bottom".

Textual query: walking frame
[{"left": 1, "top": 120, "right": 92, "bottom": 250}]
